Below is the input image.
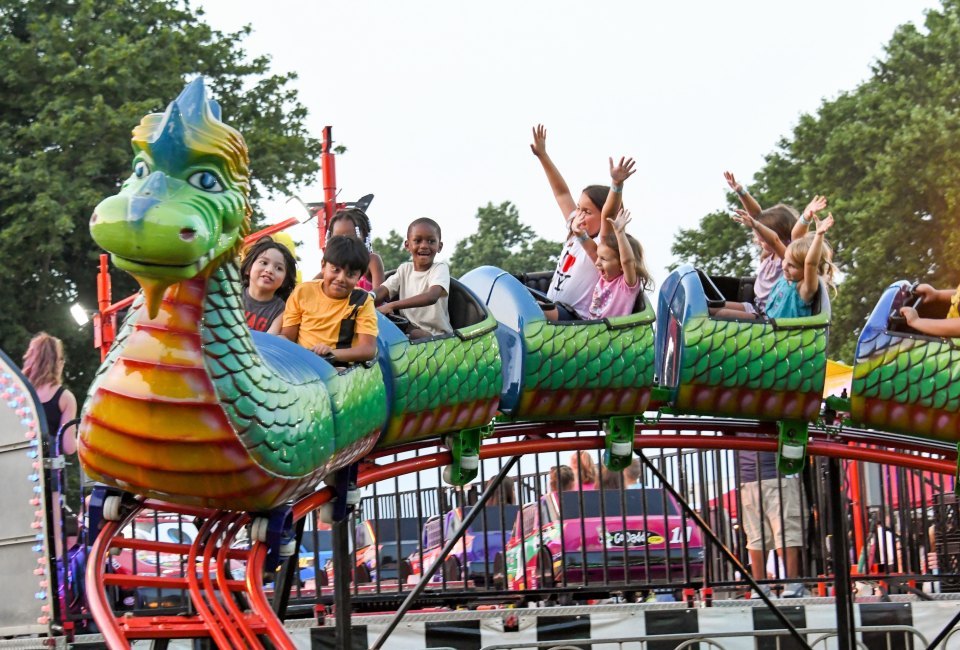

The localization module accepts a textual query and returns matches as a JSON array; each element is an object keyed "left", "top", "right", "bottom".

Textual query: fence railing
[{"left": 68, "top": 425, "right": 960, "bottom": 619}]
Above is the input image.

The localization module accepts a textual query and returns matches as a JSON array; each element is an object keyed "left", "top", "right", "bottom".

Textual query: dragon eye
[
  {"left": 188, "top": 171, "right": 224, "bottom": 193},
  {"left": 133, "top": 160, "right": 150, "bottom": 179}
]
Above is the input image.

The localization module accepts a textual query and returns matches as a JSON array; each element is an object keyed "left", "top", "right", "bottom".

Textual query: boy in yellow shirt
[{"left": 281, "top": 236, "right": 378, "bottom": 363}]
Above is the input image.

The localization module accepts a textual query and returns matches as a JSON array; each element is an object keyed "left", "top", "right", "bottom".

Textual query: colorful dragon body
[
  {"left": 851, "top": 282, "right": 960, "bottom": 442},
  {"left": 80, "top": 80, "right": 386, "bottom": 510},
  {"left": 79, "top": 79, "right": 508, "bottom": 511},
  {"left": 79, "top": 80, "right": 958, "bottom": 513},
  {"left": 656, "top": 265, "right": 830, "bottom": 422}
]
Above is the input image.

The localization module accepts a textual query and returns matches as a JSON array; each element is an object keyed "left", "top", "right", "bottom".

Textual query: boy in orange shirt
[{"left": 281, "top": 236, "right": 378, "bottom": 363}]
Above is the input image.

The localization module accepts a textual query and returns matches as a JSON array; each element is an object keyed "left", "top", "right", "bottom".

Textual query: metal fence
[
  {"left": 271, "top": 427, "right": 959, "bottom": 614},
  {"left": 58, "top": 425, "right": 960, "bottom": 625}
]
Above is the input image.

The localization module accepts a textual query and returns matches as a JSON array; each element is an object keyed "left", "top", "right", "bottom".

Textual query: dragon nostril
[
  {"left": 90, "top": 212, "right": 98, "bottom": 225},
  {"left": 180, "top": 228, "right": 197, "bottom": 242}
]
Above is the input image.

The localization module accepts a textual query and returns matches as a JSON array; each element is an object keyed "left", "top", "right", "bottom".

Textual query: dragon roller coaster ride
[{"left": 72, "top": 79, "right": 960, "bottom": 648}]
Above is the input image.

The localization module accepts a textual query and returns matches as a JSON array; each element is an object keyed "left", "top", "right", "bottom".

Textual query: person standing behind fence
[
  {"left": 624, "top": 458, "right": 642, "bottom": 489},
  {"left": 569, "top": 450, "right": 598, "bottom": 490},
  {"left": 737, "top": 445, "right": 806, "bottom": 598},
  {"left": 484, "top": 475, "right": 516, "bottom": 506},
  {"left": 549, "top": 466, "right": 575, "bottom": 493}
]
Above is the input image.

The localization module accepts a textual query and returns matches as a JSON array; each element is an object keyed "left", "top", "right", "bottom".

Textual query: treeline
[{"left": 672, "top": 0, "right": 960, "bottom": 361}]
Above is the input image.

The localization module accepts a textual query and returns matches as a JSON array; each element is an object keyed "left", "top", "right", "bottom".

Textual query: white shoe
[
  {"left": 781, "top": 583, "right": 807, "bottom": 598},
  {"left": 750, "top": 586, "right": 773, "bottom": 599}
]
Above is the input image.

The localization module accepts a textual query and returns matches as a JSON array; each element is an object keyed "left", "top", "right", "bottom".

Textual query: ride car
[
  {"left": 503, "top": 488, "right": 704, "bottom": 590},
  {"left": 407, "top": 505, "right": 518, "bottom": 585},
  {"left": 343, "top": 517, "right": 421, "bottom": 584}
]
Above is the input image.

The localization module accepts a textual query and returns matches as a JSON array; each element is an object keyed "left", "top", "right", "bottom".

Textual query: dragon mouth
[{"left": 112, "top": 250, "right": 215, "bottom": 276}]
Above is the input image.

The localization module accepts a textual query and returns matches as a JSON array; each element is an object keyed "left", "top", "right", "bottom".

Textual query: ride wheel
[
  {"left": 355, "top": 562, "right": 372, "bottom": 584},
  {"left": 536, "top": 550, "right": 555, "bottom": 589},
  {"left": 492, "top": 552, "right": 506, "bottom": 589},
  {"left": 399, "top": 559, "right": 413, "bottom": 584},
  {"left": 442, "top": 556, "right": 462, "bottom": 583}
]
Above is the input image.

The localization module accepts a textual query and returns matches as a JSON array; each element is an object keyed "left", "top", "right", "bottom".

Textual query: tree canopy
[
  {"left": 671, "top": 0, "right": 960, "bottom": 360},
  {"left": 372, "top": 229, "right": 408, "bottom": 273},
  {"left": 0, "top": 0, "right": 322, "bottom": 392},
  {"left": 448, "top": 202, "right": 561, "bottom": 278}
]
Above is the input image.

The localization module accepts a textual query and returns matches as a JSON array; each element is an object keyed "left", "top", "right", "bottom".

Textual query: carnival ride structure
[{"left": 9, "top": 77, "right": 954, "bottom": 647}]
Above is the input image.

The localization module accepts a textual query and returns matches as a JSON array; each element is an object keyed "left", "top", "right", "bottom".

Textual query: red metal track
[{"left": 85, "top": 421, "right": 957, "bottom": 647}]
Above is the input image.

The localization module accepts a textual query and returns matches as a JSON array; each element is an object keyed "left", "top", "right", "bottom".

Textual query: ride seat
[
  {"left": 515, "top": 270, "right": 649, "bottom": 317},
  {"left": 702, "top": 272, "right": 823, "bottom": 318},
  {"left": 514, "top": 271, "right": 553, "bottom": 295},
  {"left": 448, "top": 278, "right": 486, "bottom": 330}
]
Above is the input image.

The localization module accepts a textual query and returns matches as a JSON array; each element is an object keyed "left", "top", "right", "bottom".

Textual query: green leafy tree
[
  {"left": 670, "top": 210, "right": 754, "bottom": 276},
  {"left": 448, "top": 202, "right": 561, "bottom": 277},
  {"left": 671, "top": 0, "right": 960, "bottom": 361},
  {"left": 0, "top": 0, "right": 323, "bottom": 394},
  {"left": 372, "top": 229, "right": 407, "bottom": 272}
]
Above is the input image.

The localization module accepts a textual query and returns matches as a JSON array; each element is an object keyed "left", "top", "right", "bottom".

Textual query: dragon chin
[{"left": 114, "top": 250, "right": 217, "bottom": 318}]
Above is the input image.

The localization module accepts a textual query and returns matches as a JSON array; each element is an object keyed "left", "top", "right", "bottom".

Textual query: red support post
[
  {"left": 243, "top": 217, "right": 301, "bottom": 247},
  {"left": 320, "top": 126, "right": 337, "bottom": 251},
  {"left": 848, "top": 443, "right": 866, "bottom": 566},
  {"left": 95, "top": 254, "right": 116, "bottom": 361}
]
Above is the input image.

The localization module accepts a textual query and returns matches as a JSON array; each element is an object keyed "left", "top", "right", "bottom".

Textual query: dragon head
[{"left": 90, "top": 78, "right": 251, "bottom": 316}]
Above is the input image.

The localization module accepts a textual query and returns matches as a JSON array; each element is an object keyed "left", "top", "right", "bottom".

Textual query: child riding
[
  {"left": 586, "top": 156, "right": 653, "bottom": 319},
  {"left": 530, "top": 124, "right": 608, "bottom": 320},
  {"left": 712, "top": 172, "right": 827, "bottom": 318},
  {"left": 899, "top": 284, "right": 960, "bottom": 337},
  {"left": 281, "top": 235, "right": 378, "bottom": 363},
  {"left": 240, "top": 237, "right": 298, "bottom": 334},
  {"left": 763, "top": 213, "right": 837, "bottom": 319},
  {"left": 326, "top": 207, "right": 385, "bottom": 291},
  {"left": 375, "top": 218, "right": 452, "bottom": 340}
]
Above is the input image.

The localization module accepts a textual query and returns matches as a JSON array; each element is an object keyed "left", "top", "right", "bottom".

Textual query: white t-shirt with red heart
[{"left": 546, "top": 234, "right": 600, "bottom": 318}]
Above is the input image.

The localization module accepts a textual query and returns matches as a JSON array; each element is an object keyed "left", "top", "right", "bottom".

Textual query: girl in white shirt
[{"left": 530, "top": 124, "right": 610, "bottom": 320}]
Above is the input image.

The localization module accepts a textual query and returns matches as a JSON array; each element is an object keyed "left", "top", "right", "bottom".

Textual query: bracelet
[
  {"left": 611, "top": 184, "right": 623, "bottom": 194},
  {"left": 736, "top": 187, "right": 747, "bottom": 197},
  {"left": 575, "top": 232, "right": 589, "bottom": 242},
  {"left": 800, "top": 214, "right": 812, "bottom": 225}
]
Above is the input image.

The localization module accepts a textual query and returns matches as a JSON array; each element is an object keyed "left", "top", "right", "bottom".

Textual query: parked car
[
  {"left": 407, "top": 505, "right": 519, "bottom": 586},
  {"left": 114, "top": 513, "right": 200, "bottom": 577},
  {"left": 350, "top": 517, "right": 421, "bottom": 583},
  {"left": 297, "top": 528, "right": 333, "bottom": 585},
  {"left": 503, "top": 488, "right": 704, "bottom": 591}
]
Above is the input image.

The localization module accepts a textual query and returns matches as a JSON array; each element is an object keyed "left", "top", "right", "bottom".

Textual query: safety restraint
[{"left": 336, "top": 289, "right": 370, "bottom": 349}]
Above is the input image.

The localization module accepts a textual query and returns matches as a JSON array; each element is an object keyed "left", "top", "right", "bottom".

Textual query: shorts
[
  {"left": 742, "top": 301, "right": 767, "bottom": 317},
  {"left": 740, "top": 477, "right": 803, "bottom": 550},
  {"left": 554, "top": 303, "right": 581, "bottom": 321}
]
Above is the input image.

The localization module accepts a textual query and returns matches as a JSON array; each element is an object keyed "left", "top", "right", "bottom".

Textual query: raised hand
[
  {"left": 731, "top": 208, "right": 756, "bottom": 229},
  {"left": 803, "top": 195, "right": 827, "bottom": 220},
  {"left": 530, "top": 124, "right": 548, "bottom": 158},
  {"left": 570, "top": 210, "right": 587, "bottom": 237},
  {"left": 813, "top": 212, "right": 835, "bottom": 234},
  {"left": 608, "top": 207, "right": 632, "bottom": 233},
  {"left": 609, "top": 156, "right": 637, "bottom": 186},
  {"left": 723, "top": 171, "right": 743, "bottom": 194}
]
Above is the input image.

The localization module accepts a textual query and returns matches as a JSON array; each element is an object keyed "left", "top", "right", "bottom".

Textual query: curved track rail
[{"left": 84, "top": 418, "right": 957, "bottom": 647}]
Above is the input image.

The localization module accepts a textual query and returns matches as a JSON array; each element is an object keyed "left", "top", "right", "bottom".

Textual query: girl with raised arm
[{"left": 530, "top": 124, "right": 610, "bottom": 320}]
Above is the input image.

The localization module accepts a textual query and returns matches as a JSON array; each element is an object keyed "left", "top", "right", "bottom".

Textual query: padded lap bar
[{"left": 250, "top": 330, "right": 338, "bottom": 385}]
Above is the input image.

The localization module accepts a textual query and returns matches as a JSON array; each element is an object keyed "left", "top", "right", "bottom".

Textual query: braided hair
[{"left": 328, "top": 208, "right": 374, "bottom": 252}]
